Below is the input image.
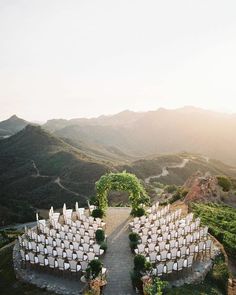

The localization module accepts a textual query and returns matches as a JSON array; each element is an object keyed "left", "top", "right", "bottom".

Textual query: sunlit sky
[{"left": 0, "top": 0, "right": 236, "bottom": 121}]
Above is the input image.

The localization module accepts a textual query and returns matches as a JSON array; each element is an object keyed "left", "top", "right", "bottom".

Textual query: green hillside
[{"left": 0, "top": 126, "right": 112, "bottom": 225}]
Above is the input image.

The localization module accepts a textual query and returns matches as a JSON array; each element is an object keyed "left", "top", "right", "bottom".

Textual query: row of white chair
[{"left": 136, "top": 239, "right": 212, "bottom": 262}]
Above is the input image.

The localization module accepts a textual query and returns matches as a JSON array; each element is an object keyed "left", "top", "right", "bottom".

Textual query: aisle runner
[{"left": 103, "top": 208, "right": 136, "bottom": 295}]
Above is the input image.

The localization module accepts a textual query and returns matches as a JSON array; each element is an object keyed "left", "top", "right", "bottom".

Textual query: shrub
[
  {"left": 100, "top": 241, "right": 107, "bottom": 253},
  {"left": 129, "top": 232, "right": 140, "bottom": 242},
  {"left": 143, "top": 277, "right": 168, "bottom": 295},
  {"left": 134, "top": 254, "right": 147, "bottom": 272},
  {"left": 129, "top": 232, "right": 140, "bottom": 252},
  {"left": 165, "top": 184, "right": 178, "bottom": 193},
  {"left": 131, "top": 207, "right": 146, "bottom": 217},
  {"left": 207, "top": 255, "right": 229, "bottom": 294},
  {"left": 86, "top": 259, "right": 103, "bottom": 279},
  {"left": 91, "top": 208, "right": 104, "bottom": 219},
  {"left": 95, "top": 229, "right": 105, "bottom": 244},
  {"left": 131, "top": 255, "right": 153, "bottom": 292},
  {"left": 217, "top": 176, "right": 232, "bottom": 192},
  {"left": 89, "top": 196, "right": 99, "bottom": 206},
  {"left": 130, "top": 269, "right": 142, "bottom": 291}
]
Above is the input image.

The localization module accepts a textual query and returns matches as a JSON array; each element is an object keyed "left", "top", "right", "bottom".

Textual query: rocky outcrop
[{"left": 184, "top": 172, "right": 222, "bottom": 204}]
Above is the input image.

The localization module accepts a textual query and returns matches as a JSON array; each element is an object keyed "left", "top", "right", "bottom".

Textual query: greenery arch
[{"left": 95, "top": 171, "right": 150, "bottom": 215}]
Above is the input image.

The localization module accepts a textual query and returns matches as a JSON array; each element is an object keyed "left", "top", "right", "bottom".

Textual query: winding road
[
  {"left": 31, "top": 160, "right": 86, "bottom": 199},
  {"left": 145, "top": 158, "right": 190, "bottom": 184}
]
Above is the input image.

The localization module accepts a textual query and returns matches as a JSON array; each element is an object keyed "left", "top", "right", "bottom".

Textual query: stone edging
[{"left": 13, "top": 241, "right": 86, "bottom": 295}]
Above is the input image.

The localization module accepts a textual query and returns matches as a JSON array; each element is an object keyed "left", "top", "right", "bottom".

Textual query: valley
[{"left": 0, "top": 111, "right": 236, "bottom": 295}]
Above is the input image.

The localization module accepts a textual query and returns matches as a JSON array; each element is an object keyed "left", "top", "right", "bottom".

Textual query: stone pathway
[{"left": 103, "top": 207, "right": 136, "bottom": 295}]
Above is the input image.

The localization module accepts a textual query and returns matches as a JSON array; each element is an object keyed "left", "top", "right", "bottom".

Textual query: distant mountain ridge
[
  {"left": 2, "top": 107, "right": 236, "bottom": 164},
  {"left": 0, "top": 115, "right": 29, "bottom": 137},
  {"left": 42, "top": 107, "right": 236, "bottom": 165}
]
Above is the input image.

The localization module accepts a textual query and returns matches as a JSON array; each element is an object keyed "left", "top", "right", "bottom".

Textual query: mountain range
[
  {"left": 0, "top": 107, "right": 236, "bottom": 225},
  {"left": 43, "top": 107, "right": 236, "bottom": 165}
]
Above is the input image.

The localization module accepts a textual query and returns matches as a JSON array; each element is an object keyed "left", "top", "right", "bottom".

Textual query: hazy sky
[{"left": 0, "top": 0, "right": 236, "bottom": 121}]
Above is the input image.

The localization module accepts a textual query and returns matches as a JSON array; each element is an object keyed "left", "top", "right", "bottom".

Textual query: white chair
[
  {"left": 169, "top": 239, "right": 176, "bottom": 249},
  {"left": 69, "top": 260, "right": 79, "bottom": 273},
  {"left": 185, "top": 234, "right": 192, "bottom": 245},
  {"left": 135, "top": 244, "right": 145, "bottom": 255},
  {"left": 75, "top": 234, "right": 81, "bottom": 243},
  {"left": 184, "top": 225, "right": 190, "bottom": 235},
  {"left": 64, "top": 240, "right": 70, "bottom": 249},
  {"left": 72, "top": 241, "right": 80, "bottom": 251},
  {"left": 71, "top": 226, "right": 77, "bottom": 234},
  {"left": 84, "top": 222, "right": 90, "bottom": 231},
  {"left": 156, "top": 263, "right": 164, "bottom": 276},
  {"left": 198, "top": 241, "right": 204, "bottom": 253},
  {"left": 148, "top": 243, "right": 155, "bottom": 253},
  {"left": 83, "top": 243, "right": 90, "bottom": 253},
  {"left": 59, "top": 231, "right": 66, "bottom": 240},
  {"left": 88, "top": 229, "right": 95, "bottom": 238},
  {"left": 80, "top": 261, "right": 88, "bottom": 272},
  {"left": 46, "top": 245, "right": 53, "bottom": 256},
  {"left": 186, "top": 255, "right": 194, "bottom": 268},
  {"left": 38, "top": 243, "right": 45, "bottom": 254},
  {"left": 142, "top": 228, "right": 149, "bottom": 236},
  {"left": 50, "top": 229, "right": 56, "bottom": 237},
  {"left": 166, "top": 261, "right": 174, "bottom": 274},
  {"left": 29, "top": 252, "right": 35, "bottom": 264},
  {"left": 83, "top": 236, "right": 91, "bottom": 245},
  {"left": 57, "top": 258, "right": 64, "bottom": 271},
  {"left": 56, "top": 247, "right": 64, "bottom": 258},
  {"left": 159, "top": 241, "right": 166, "bottom": 252},
  {"left": 149, "top": 252, "right": 157, "bottom": 263},
  {"left": 189, "top": 244, "right": 195, "bottom": 255},
  {"left": 48, "top": 256, "right": 55, "bottom": 269},
  {"left": 20, "top": 249, "right": 25, "bottom": 262},
  {"left": 31, "top": 241, "right": 37, "bottom": 252},
  {"left": 63, "top": 225, "right": 70, "bottom": 233},
  {"left": 205, "top": 239, "right": 212, "bottom": 252},
  {"left": 170, "top": 248, "right": 177, "bottom": 260},
  {"left": 76, "top": 220, "right": 82, "bottom": 228},
  {"left": 162, "top": 232, "right": 168, "bottom": 241},
  {"left": 203, "top": 226, "right": 208, "bottom": 237},
  {"left": 177, "top": 258, "right": 184, "bottom": 271},
  {"left": 55, "top": 238, "right": 61, "bottom": 247},
  {"left": 38, "top": 254, "right": 45, "bottom": 266},
  {"left": 67, "top": 232, "right": 74, "bottom": 241},
  {"left": 87, "top": 252, "right": 96, "bottom": 261},
  {"left": 76, "top": 250, "right": 84, "bottom": 261},
  {"left": 79, "top": 228, "right": 85, "bottom": 236},
  {"left": 180, "top": 246, "right": 187, "bottom": 257},
  {"left": 160, "top": 250, "right": 168, "bottom": 262},
  {"left": 151, "top": 234, "right": 158, "bottom": 243},
  {"left": 93, "top": 244, "right": 104, "bottom": 256},
  {"left": 141, "top": 235, "right": 148, "bottom": 244},
  {"left": 47, "top": 236, "right": 54, "bottom": 246}
]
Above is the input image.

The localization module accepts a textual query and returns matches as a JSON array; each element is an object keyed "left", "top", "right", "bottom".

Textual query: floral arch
[{"left": 95, "top": 171, "right": 150, "bottom": 214}]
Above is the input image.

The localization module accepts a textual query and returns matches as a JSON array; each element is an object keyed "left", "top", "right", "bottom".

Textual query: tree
[{"left": 217, "top": 176, "right": 232, "bottom": 192}]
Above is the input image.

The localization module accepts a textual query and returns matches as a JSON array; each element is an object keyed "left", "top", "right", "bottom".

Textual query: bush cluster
[
  {"left": 129, "top": 232, "right": 140, "bottom": 252},
  {"left": 131, "top": 207, "right": 146, "bottom": 217},
  {"left": 217, "top": 176, "right": 232, "bottom": 192}
]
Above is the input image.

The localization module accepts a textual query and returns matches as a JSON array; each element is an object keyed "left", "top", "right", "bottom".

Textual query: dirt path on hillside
[
  {"left": 31, "top": 160, "right": 87, "bottom": 200},
  {"left": 145, "top": 158, "right": 190, "bottom": 184}
]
